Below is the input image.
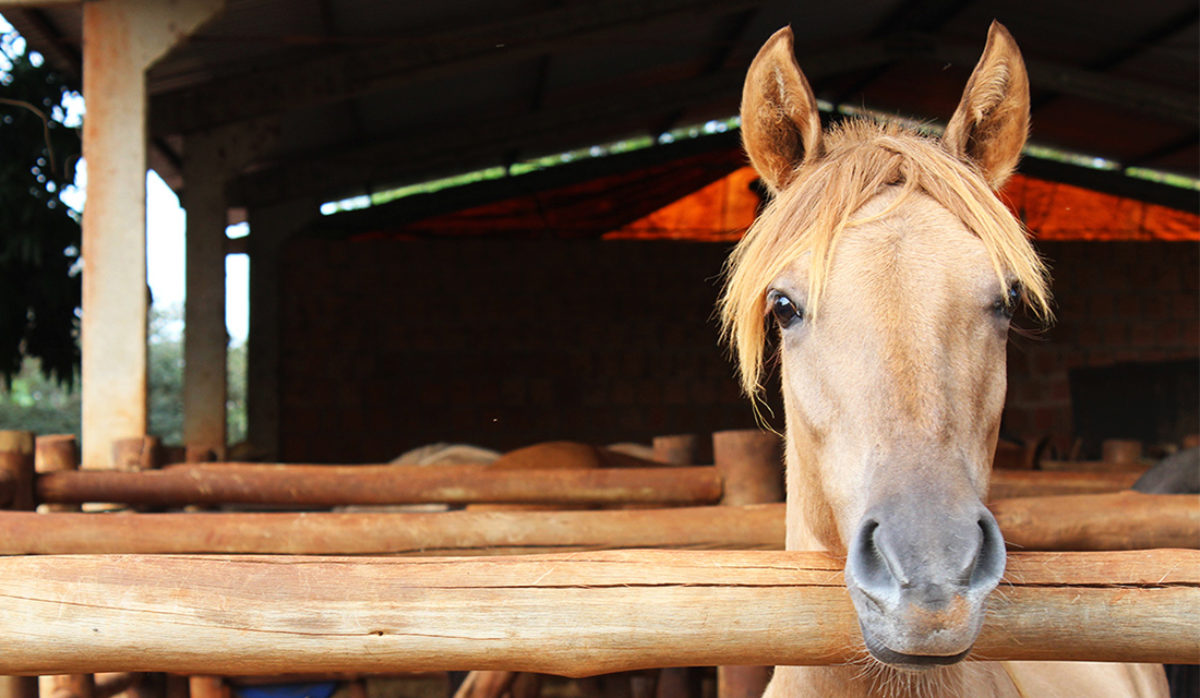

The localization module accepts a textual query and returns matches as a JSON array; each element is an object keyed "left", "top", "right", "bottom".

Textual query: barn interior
[
  {"left": 4, "top": 0, "right": 1197, "bottom": 465},
  {"left": 0, "top": 1, "right": 1198, "bottom": 696}
]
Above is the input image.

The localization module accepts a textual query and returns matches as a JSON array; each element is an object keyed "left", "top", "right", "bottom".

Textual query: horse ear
[
  {"left": 943, "top": 21, "right": 1030, "bottom": 189},
  {"left": 741, "top": 26, "right": 822, "bottom": 193}
]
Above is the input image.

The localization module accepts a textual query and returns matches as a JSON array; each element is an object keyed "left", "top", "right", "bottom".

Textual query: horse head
[{"left": 723, "top": 22, "right": 1051, "bottom": 671}]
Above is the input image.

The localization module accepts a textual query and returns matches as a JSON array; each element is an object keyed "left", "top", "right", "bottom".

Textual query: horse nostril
[
  {"left": 848, "top": 518, "right": 900, "bottom": 606},
  {"left": 968, "top": 509, "right": 1006, "bottom": 591}
]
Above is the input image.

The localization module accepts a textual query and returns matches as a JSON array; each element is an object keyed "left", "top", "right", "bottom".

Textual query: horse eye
[
  {"left": 993, "top": 282, "right": 1021, "bottom": 319},
  {"left": 768, "top": 291, "right": 804, "bottom": 329}
]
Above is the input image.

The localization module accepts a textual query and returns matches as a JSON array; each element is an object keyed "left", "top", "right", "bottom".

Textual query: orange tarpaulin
[
  {"left": 604, "top": 167, "right": 1199, "bottom": 242},
  {"left": 1003, "top": 175, "right": 1199, "bottom": 241}
]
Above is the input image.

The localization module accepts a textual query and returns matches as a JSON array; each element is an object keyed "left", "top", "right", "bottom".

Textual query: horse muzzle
[{"left": 843, "top": 500, "right": 1006, "bottom": 669}]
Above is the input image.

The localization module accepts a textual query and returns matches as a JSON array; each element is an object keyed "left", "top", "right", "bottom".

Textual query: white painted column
[
  {"left": 181, "top": 137, "right": 228, "bottom": 460},
  {"left": 80, "top": 0, "right": 225, "bottom": 468},
  {"left": 181, "top": 124, "right": 275, "bottom": 460}
]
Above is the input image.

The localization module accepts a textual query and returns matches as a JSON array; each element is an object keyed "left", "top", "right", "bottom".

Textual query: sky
[
  {"left": 1, "top": 13, "right": 249, "bottom": 345},
  {"left": 146, "top": 170, "right": 250, "bottom": 344}
]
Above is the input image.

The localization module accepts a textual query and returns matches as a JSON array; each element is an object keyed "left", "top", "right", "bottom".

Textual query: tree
[{"left": 0, "top": 27, "right": 82, "bottom": 387}]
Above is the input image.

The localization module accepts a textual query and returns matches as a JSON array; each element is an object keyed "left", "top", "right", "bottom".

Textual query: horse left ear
[{"left": 943, "top": 21, "right": 1030, "bottom": 189}]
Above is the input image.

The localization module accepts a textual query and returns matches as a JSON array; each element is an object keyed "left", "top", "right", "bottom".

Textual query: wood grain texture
[
  {"left": 0, "top": 549, "right": 1194, "bottom": 675},
  {"left": 2, "top": 492, "right": 1194, "bottom": 555},
  {"left": 36, "top": 464, "right": 723, "bottom": 507},
  {"left": 0, "top": 505, "right": 784, "bottom": 555}
]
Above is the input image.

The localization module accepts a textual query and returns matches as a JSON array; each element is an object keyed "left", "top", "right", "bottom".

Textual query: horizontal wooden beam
[
  {"left": 4, "top": 491, "right": 1195, "bottom": 558},
  {"left": 149, "top": 0, "right": 762, "bottom": 137},
  {"left": 0, "top": 549, "right": 1194, "bottom": 675},
  {"left": 0, "top": 492, "right": 1196, "bottom": 556},
  {"left": 35, "top": 463, "right": 724, "bottom": 507},
  {"left": 988, "top": 468, "right": 1142, "bottom": 499},
  {"left": 31, "top": 461, "right": 1141, "bottom": 509},
  {"left": 0, "top": 504, "right": 781, "bottom": 555}
]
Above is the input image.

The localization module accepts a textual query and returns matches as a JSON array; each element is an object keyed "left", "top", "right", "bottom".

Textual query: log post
[
  {"left": 651, "top": 436, "right": 699, "bottom": 698},
  {"left": 1101, "top": 439, "right": 1143, "bottom": 465},
  {"left": 39, "top": 675, "right": 93, "bottom": 698},
  {"left": 651, "top": 435, "right": 699, "bottom": 466},
  {"left": 712, "top": 430, "right": 783, "bottom": 507},
  {"left": 712, "top": 430, "right": 782, "bottom": 698},
  {"left": 112, "top": 436, "right": 163, "bottom": 473},
  {"left": 36, "top": 436, "right": 91, "bottom": 698},
  {"left": 186, "top": 678, "right": 225, "bottom": 698},
  {"left": 36, "top": 435, "right": 81, "bottom": 513},
  {"left": 0, "top": 679, "right": 37, "bottom": 698},
  {"left": 0, "top": 433, "right": 36, "bottom": 698},
  {"left": 0, "top": 431, "right": 35, "bottom": 511}
]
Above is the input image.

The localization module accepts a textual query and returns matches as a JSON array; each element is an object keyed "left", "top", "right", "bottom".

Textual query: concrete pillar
[
  {"left": 245, "top": 201, "right": 317, "bottom": 460},
  {"left": 79, "top": 0, "right": 226, "bottom": 468},
  {"left": 181, "top": 123, "right": 274, "bottom": 459}
]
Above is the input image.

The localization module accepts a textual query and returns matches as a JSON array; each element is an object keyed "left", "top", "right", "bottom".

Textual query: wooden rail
[
  {"left": 36, "top": 464, "right": 723, "bottom": 507},
  {"left": 29, "top": 463, "right": 1143, "bottom": 508},
  {"left": 0, "top": 492, "right": 1195, "bottom": 555},
  {"left": 0, "top": 549, "right": 1194, "bottom": 675}
]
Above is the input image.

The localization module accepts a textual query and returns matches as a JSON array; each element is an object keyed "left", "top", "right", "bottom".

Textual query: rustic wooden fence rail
[
  {"left": 0, "top": 549, "right": 1195, "bottom": 676},
  {"left": 33, "top": 464, "right": 724, "bottom": 507},
  {"left": 0, "top": 491, "right": 1195, "bottom": 555},
  {"left": 20, "top": 463, "right": 1144, "bottom": 509}
]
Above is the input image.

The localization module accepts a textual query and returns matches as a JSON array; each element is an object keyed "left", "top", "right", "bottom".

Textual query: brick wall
[
  {"left": 277, "top": 238, "right": 1198, "bottom": 463},
  {"left": 1003, "top": 241, "right": 1199, "bottom": 453},
  {"left": 278, "top": 239, "right": 758, "bottom": 463}
]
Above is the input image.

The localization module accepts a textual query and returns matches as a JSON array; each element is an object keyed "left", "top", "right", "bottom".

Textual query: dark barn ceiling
[{"left": 8, "top": 0, "right": 1198, "bottom": 214}]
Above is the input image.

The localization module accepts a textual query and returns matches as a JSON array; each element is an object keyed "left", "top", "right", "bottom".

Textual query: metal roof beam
[{"left": 149, "top": 0, "right": 762, "bottom": 138}]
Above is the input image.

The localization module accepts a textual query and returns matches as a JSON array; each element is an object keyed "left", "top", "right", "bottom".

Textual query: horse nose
[{"left": 847, "top": 505, "right": 1006, "bottom": 610}]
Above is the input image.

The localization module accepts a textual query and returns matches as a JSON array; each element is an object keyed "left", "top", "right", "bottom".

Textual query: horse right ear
[
  {"left": 741, "top": 27, "right": 822, "bottom": 194},
  {"left": 942, "top": 21, "right": 1030, "bottom": 189}
]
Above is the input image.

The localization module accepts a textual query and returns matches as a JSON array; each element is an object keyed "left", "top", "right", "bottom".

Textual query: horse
[{"left": 720, "top": 22, "right": 1169, "bottom": 698}]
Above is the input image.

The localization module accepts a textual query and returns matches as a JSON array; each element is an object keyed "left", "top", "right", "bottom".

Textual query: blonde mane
[{"left": 719, "top": 119, "right": 1053, "bottom": 397}]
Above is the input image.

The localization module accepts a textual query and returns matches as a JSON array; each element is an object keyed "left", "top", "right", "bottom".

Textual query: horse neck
[{"left": 778, "top": 431, "right": 978, "bottom": 697}]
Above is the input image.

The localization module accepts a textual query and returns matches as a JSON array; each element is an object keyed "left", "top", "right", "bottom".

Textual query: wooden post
[
  {"left": 112, "top": 436, "right": 162, "bottom": 472},
  {"left": 712, "top": 430, "right": 783, "bottom": 507},
  {"left": 651, "top": 434, "right": 699, "bottom": 466},
  {"left": 0, "top": 431, "right": 35, "bottom": 511},
  {"left": 35, "top": 434, "right": 81, "bottom": 513},
  {"left": 1101, "top": 439, "right": 1143, "bottom": 465},
  {"left": 0, "top": 679, "right": 37, "bottom": 698},
  {"left": 652, "top": 436, "right": 699, "bottom": 697},
  {"left": 0, "top": 550, "right": 1194, "bottom": 674},
  {"left": 186, "top": 678, "right": 225, "bottom": 698},
  {"left": 39, "top": 675, "right": 93, "bottom": 698},
  {"left": 95, "top": 436, "right": 162, "bottom": 513},
  {"left": 712, "top": 430, "right": 781, "bottom": 698},
  {"left": 0, "top": 432, "right": 36, "bottom": 698}
]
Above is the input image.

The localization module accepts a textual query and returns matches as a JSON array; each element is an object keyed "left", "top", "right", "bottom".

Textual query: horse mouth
[{"left": 862, "top": 630, "right": 974, "bottom": 670}]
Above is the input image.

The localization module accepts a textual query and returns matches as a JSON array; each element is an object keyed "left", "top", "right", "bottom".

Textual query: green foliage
[
  {"left": 146, "top": 304, "right": 248, "bottom": 446},
  {"left": 0, "top": 304, "right": 247, "bottom": 447},
  {"left": 0, "top": 356, "right": 80, "bottom": 436},
  {"left": 0, "top": 30, "right": 82, "bottom": 388}
]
